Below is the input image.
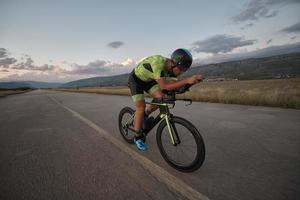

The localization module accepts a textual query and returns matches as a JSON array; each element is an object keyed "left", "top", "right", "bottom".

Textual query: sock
[{"left": 135, "top": 129, "right": 145, "bottom": 140}]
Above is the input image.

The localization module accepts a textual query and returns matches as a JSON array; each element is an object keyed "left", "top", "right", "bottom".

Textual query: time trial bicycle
[{"left": 118, "top": 84, "right": 205, "bottom": 172}]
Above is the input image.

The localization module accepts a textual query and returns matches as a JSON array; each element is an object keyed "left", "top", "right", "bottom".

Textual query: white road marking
[{"left": 49, "top": 95, "right": 210, "bottom": 200}]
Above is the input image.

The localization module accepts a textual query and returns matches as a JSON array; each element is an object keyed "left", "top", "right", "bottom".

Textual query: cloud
[
  {"left": 22, "top": 54, "right": 30, "bottom": 57},
  {"left": 69, "top": 60, "right": 110, "bottom": 75},
  {"left": 280, "top": 22, "right": 300, "bottom": 33},
  {"left": 191, "top": 34, "right": 257, "bottom": 54},
  {"left": 266, "top": 39, "right": 272, "bottom": 45},
  {"left": 290, "top": 36, "right": 297, "bottom": 40},
  {"left": 0, "top": 69, "right": 9, "bottom": 72},
  {"left": 241, "top": 23, "right": 254, "bottom": 30},
  {"left": 1, "top": 57, "right": 135, "bottom": 82},
  {"left": 193, "top": 41, "right": 300, "bottom": 65},
  {"left": 68, "top": 58, "right": 134, "bottom": 76},
  {"left": 121, "top": 58, "right": 136, "bottom": 67},
  {"left": 0, "top": 48, "right": 8, "bottom": 58},
  {"left": 0, "top": 48, "right": 18, "bottom": 68},
  {"left": 0, "top": 57, "right": 18, "bottom": 68},
  {"left": 9, "top": 57, "right": 56, "bottom": 71},
  {"left": 264, "top": 10, "right": 278, "bottom": 18},
  {"left": 232, "top": 0, "right": 299, "bottom": 23},
  {"left": 15, "top": 57, "right": 34, "bottom": 69},
  {"left": 1, "top": 46, "right": 135, "bottom": 80},
  {"left": 107, "top": 41, "right": 124, "bottom": 49},
  {"left": 0, "top": 49, "right": 57, "bottom": 72},
  {"left": 0, "top": 47, "right": 137, "bottom": 82}
]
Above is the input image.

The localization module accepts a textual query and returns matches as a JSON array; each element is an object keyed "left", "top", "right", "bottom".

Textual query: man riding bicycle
[{"left": 128, "top": 48, "right": 203, "bottom": 151}]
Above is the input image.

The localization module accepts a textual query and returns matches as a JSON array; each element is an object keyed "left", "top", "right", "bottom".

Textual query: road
[{"left": 0, "top": 90, "right": 299, "bottom": 200}]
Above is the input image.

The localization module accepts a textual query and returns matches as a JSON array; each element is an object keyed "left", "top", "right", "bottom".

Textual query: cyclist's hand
[
  {"left": 186, "top": 75, "right": 197, "bottom": 84},
  {"left": 195, "top": 74, "right": 204, "bottom": 83},
  {"left": 187, "top": 75, "right": 203, "bottom": 84}
]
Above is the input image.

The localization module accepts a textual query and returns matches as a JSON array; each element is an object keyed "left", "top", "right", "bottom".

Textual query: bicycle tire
[
  {"left": 156, "top": 116, "right": 205, "bottom": 172},
  {"left": 118, "top": 107, "right": 135, "bottom": 144}
]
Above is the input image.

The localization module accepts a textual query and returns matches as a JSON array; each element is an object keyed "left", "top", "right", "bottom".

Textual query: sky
[{"left": 0, "top": 0, "right": 300, "bottom": 83}]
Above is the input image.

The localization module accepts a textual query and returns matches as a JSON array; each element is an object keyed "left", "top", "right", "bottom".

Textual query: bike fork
[{"left": 164, "top": 114, "right": 181, "bottom": 146}]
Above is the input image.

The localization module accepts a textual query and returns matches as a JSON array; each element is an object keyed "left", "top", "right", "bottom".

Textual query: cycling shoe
[{"left": 134, "top": 138, "right": 148, "bottom": 151}]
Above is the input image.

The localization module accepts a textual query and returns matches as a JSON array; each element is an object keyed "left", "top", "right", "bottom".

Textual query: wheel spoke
[
  {"left": 119, "top": 108, "right": 136, "bottom": 144},
  {"left": 122, "top": 114, "right": 134, "bottom": 127}
]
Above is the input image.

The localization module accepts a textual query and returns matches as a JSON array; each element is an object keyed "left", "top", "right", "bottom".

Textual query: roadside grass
[
  {"left": 55, "top": 78, "right": 300, "bottom": 109},
  {"left": 177, "top": 79, "right": 300, "bottom": 109},
  {"left": 0, "top": 89, "right": 33, "bottom": 97},
  {"left": 56, "top": 86, "right": 130, "bottom": 96}
]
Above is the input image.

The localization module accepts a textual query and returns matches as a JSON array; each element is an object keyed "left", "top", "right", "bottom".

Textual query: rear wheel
[
  {"left": 118, "top": 107, "right": 136, "bottom": 144},
  {"left": 156, "top": 116, "right": 205, "bottom": 172}
]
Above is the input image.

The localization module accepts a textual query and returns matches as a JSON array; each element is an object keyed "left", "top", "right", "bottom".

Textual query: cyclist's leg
[
  {"left": 131, "top": 95, "right": 148, "bottom": 150},
  {"left": 128, "top": 72, "right": 148, "bottom": 150},
  {"left": 133, "top": 99, "right": 145, "bottom": 132},
  {"left": 128, "top": 71, "right": 147, "bottom": 137},
  {"left": 132, "top": 98, "right": 148, "bottom": 150},
  {"left": 147, "top": 84, "right": 163, "bottom": 114}
]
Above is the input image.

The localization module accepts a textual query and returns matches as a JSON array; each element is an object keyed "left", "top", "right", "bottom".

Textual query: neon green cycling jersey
[{"left": 134, "top": 55, "right": 168, "bottom": 82}]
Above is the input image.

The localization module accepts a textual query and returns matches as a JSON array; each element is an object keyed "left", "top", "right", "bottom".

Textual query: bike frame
[{"left": 125, "top": 101, "right": 184, "bottom": 146}]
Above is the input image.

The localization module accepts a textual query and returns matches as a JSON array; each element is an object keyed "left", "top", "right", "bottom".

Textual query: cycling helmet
[{"left": 171, "top": 48, "right": 193, "bottom": 71}]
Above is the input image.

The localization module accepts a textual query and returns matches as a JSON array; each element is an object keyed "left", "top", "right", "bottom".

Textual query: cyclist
[{"left": 128, "top": 48, "right": 203, "bottom": 151}]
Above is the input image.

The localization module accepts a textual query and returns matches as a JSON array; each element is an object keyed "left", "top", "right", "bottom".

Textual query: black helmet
[{"left": 171, "top": 48, "right": 193, "bottom": 71}]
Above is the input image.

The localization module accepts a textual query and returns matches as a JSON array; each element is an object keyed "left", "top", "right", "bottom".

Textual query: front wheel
[{"left": 156, "top": 116, "right": 205, "bottom": 172}]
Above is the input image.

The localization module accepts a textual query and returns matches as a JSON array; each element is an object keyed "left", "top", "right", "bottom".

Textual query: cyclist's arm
[{"left": 156, "top": 77, "right": 188, "bottom": 91}]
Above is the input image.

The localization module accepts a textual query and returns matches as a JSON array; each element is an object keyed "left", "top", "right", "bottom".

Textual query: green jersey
[{"left": 134, "top": 55, "right": 167, "bottom": 82}]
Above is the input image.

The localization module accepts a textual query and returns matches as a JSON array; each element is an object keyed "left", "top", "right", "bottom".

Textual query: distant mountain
[
  {"left": 60, "top": 53, "right": 300, "bottom": 88},
  {"left": 182, "top": 52, "right": 300, "bottom": 80},
  {"left": 0, "top": 81, "right": 62, "bottom": 89},
  {"left": 60, "top": 73, "right": 129, "bottom": 88}
]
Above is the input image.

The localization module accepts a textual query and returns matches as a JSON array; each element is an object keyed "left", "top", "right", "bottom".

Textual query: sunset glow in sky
[{"left": 1, "top": 0, "right": 300, "bottom": 82}]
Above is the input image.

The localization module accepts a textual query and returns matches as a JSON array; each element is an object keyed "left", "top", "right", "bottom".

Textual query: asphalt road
[{"left": 0, "top": 90, "right": 299, "bottom": 200}]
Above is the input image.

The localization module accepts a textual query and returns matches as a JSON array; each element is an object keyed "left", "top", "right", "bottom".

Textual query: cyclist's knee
[
  {"left": 152, "top": 90, "right": 163, "bottom": 99},
  {"left": 151, "top": 91, "right": 163, "bottom": 103}
]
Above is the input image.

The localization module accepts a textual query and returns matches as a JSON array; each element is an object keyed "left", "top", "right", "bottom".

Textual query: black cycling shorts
[{"left": 128, "top": 70, "right": 160, "bottom": 102}]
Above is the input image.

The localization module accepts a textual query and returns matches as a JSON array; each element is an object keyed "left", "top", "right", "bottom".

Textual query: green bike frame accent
[
  {"left": 163, "top": 114, "right": 175, "bottom": 145},
  {"left": 123, "top": 101, "right": 177, "bottom": 145}
]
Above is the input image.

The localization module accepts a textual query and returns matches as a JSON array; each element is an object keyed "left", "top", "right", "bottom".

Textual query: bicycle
[{"left": 118, "top": 84, "right": 205, "bottom": 172}]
